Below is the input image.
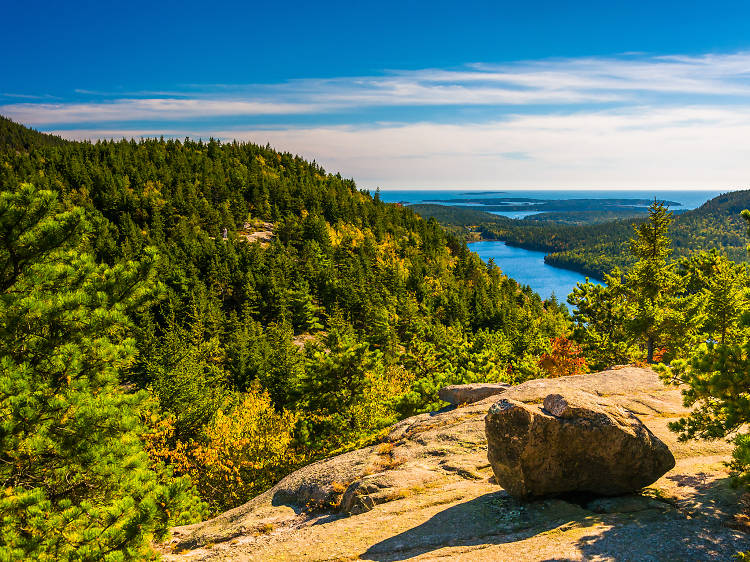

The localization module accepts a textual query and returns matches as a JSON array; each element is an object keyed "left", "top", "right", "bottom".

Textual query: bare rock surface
[
  {"left": 161, "top": 367, "right": 747, "bottom": 561},
  {"left": 485, "top": 391, "right": 675, "bottom": 498},
  {"left": 438, "top": 382, "right": 510, "bottom": 405}
]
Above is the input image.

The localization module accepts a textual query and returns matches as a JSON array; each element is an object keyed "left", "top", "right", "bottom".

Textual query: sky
[{"left": 4, "top": 0, "right": 750, "bottom": 189}]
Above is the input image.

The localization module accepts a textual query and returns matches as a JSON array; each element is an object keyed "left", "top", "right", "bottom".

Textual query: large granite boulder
[
  {"left": 485, "top": 391, "right": 675, "bottom": 498},
  {"left": 439, "top": 382, "right": 510, "bottom": 405}
]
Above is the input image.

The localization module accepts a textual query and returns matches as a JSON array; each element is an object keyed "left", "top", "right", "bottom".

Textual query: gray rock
[
  {"left": 439, "top": 382, "right": 510, "bottom": 405},
  {"left": 485, "top": 391, "right": 675, "bottom": 499},
  {"left": 587, "top": 495, "right": 673, "bottom": 514}
]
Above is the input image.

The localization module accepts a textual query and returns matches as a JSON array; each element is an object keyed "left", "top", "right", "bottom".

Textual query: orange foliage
[{"left": 538, "top": 336, "right": 588, "bottom": 378}]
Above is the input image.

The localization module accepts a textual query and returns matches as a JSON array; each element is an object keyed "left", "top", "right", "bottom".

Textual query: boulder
[
  {"left": 485, "top": 391, "right": 675, "bottom": 498},
  {"left": 439, "top": 382, "right": 510, "bottom": 405}
]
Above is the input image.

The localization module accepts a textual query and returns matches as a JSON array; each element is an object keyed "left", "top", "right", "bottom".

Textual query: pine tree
[
  {"left": 568, "top": 269, "right": 634, "bottom": 370},
  {"left": 659, "top": 209, "right": 750, "bottom": 488},
  {"left": 626, "top": 200, "right": 681, "bottom": 362},
  {"left": 296, "top": 320, "right": 382, "bottom": 445},
  {"left": 0, "top": 184, "right": 202, "bottom": 560}
]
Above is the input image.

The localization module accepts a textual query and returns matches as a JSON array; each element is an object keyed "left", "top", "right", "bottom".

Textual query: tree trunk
[{"left": 646, "top": 336, "right": 654, "bottom": 363}]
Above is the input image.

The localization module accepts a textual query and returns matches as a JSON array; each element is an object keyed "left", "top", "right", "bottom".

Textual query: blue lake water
[
  {"left": 469, "top": 240, "right": 592, "bottom": 301},
  {"left": 490, "top": 210, "right": 543, "bottom": 219},
  {"left": 378, "top": 188, "right": 723, "bottom": 300}
]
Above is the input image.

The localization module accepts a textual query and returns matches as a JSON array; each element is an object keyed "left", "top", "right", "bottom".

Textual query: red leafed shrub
[
  {"left": 538, "top": 337, "right": 588, "bottom": 378},
  {"left": 652, "top": 347, "right": 667, "bottom": 363}
]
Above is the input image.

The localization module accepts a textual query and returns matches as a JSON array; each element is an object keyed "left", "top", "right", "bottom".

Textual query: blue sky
[{"left": 4, "top": 0, "right": 750, "bottom": 189}]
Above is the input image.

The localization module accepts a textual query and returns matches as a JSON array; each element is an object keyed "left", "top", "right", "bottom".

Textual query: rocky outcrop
[
  {"left": 485, "top": 391, "right": 675, "bottom": 498},
  {"left": 339, "top": 466, "right": 441, "bottom": 515},
  {"left": 162, "top": 367, "right": 745, "bottom": 561},
  {"left": 438, "top": 382, "right": 510, "bottom": 405}
]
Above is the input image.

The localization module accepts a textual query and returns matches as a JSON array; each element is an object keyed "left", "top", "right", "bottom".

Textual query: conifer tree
[
  {"left": 625, "top": 200, "right": 690, "bottom": 362},
  {"left": 290, "top": 283, "right": 324, "bottom": 334},
  {"left": 659, "top": 210, "right": 750, "bottom": 489},
  {"left": 626, "top": 201, "right": 675, "bottom": 362},
  {"left": 296, "top": 319, "right": 382, "bottom": 446},
  {"left": 568, "top": 269, "right": 634, "bottom": 370},
  {"left": 0, "top": 184, "right": 202, "bottom": 560}
]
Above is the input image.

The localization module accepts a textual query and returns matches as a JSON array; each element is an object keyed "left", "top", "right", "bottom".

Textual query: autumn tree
[
  {"left": 146, "top": 383, "right": 297, "bottom": 513},
  {"left": 538, "top": 336, "right": 588, "bottom": 378}
]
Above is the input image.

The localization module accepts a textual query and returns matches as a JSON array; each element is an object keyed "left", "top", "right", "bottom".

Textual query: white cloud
[
  {"left": 50, "top": 105, "right": 750, "bottom": 190},
  {"left": 0, "top": 98, "right": 318, "bottom": 125},
  {"left": 9, "top": 51, "right": 750, "bottom": 126},
  {"left": 16, "top": 51, "right": 750, "bottom": 188}
]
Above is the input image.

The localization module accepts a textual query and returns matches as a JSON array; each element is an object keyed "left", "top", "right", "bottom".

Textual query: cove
[{"left": 469, "top": 240, "right": 594, "bottom": 301}]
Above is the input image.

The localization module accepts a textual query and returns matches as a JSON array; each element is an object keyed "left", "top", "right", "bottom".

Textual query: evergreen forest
[{"left": 1, "top": 116, "right": 749, "bottom": 559}]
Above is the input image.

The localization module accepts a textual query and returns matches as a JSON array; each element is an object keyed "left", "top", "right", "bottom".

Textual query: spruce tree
[{"left": 0, "top": 184, "right": 202, "bottom": 560}]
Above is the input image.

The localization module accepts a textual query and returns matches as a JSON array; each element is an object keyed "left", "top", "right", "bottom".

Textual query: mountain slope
[
  {"left": 0, "top": 117, "right": 569, "bottom": 515},
  {"left": 162, "top": 367, "right": 745, "bottom": 561},
  {"left": 0, "top": 116, "right": 67, "bottom": 151}
]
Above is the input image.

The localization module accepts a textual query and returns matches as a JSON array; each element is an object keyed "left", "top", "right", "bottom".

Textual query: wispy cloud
[
  {"left": 9, "top": 51, "right": 750, "bottom": 126},
  {"left": 11, "top": 51, "right": 750, "bottom": 188},
  {"left": 1, "top": 92, "right": 60, "bottom": 101},
  {"left": 0, "top": 98, "right": 318, "bottom": 125}
]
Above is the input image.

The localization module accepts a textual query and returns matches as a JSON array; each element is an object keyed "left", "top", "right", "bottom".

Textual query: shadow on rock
[
  {"left": 362, "top": 477, "right": 748, "bottom": 562},
  {"left": 542, "top": 476, "right": 747, "bottom": 562},
  {"left": 360, "top": 490, "right": 592, "bottom": 561}
]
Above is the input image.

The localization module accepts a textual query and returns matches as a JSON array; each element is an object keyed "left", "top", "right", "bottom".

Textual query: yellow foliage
[
  {"left": 142, "top": 180, "right": 166, "bottom": 210},
  {"left": 423, "top": 276, "right": 443, "bottom": 297},
  {"left": 328, "top": 223, "right": 366, "bottom": 247},
  {"left": 348, "top": 364, "right": 414, "bottom": 433},
  {"left": 143, "top": 384, "right": 299, "bottom": 513},
  {"left": 187, "top": 385, "right": 297, "bottom": 511}
]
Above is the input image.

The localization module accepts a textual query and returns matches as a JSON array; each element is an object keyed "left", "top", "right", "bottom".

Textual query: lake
[
  {"left": 469, "top": 240, "right": 592, "bottom": 301},
  {"left": 378, "top": 188, "right": 722, "bottom": 301}
]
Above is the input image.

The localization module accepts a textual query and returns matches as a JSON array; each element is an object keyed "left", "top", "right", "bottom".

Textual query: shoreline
[{"left": 466, "top": 238, "right": 605, "bottom": 285}]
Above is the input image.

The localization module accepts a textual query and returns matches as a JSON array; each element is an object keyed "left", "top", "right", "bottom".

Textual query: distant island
[
  {"left": 411, "top": 189, "right": 750, "bottom": 279},
  {"left": 424, "top": 195, "right": 682, "bottom": 213},
  {"left": 459, "top": 190, "right": 508, "bottom": 195}
]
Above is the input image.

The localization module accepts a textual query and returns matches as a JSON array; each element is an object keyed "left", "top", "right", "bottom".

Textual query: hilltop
[
  {"left": 3, "top": 117, "right": 748, "bottom": 560},
  {"left": 162, "top": 367, "right": 746, "bottom": 561}
]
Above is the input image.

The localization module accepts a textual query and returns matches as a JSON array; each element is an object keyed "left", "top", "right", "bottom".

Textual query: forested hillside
[
  {"left": 0, "top": 115, "right": 67, "bottom": 151},
  {"left": 0, "top": 116, "right": 570, "bottom": 544},
  {"left": 414, "top": 191, "right": 750, "bottom": 278},
  {"left": 6, "top": 116, "right": 749, "bottom": 560}
]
